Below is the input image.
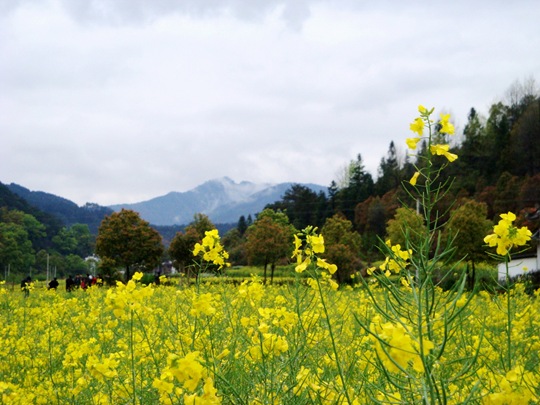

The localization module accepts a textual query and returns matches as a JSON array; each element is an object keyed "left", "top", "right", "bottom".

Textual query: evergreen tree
[
  {"left": 335, "top": 154, "right": 374, "bottom": 222},
  {"left": 222, "top": 228, "right": 246, "bottom": 265},
  {"left": 455, "top": 108, "right": 488, "bottom": 193},
  {"left": 265, "top": 184, "right": 327, "bottom": 229},
  {"left": 376, "top": 141, "right": 401, "bottom": 196},
  {"left": 237, "top": 215, "right": 248, "bottom": 236},
  {"left": 510, "top": 98, "right": 540, "bottom": 177},
  {"left": 485, "top": 102, "right": 512, "bottom": 181}
]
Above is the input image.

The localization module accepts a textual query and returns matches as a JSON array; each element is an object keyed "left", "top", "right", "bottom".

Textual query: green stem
[
  {"left": 505, "top": 256, "right": 512, "bottom": 371},
  {"left": 315, "top": 275, "right": 352, "bottom": 404},
  {"left": 130, "top": 310, "right": 137, "bottom": 405}
]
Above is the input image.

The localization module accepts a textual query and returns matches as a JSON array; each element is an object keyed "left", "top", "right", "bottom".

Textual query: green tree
[
  {"left": 95, "top": 209, "right": 164, "bottom": 282},
  {"left": 519, "top": 174, "right": 540, "bottom": 235},
  {"left": 222, "top": 228, "right": 246, "bottom": 265},
  {"left": 454, "top": 107, "right": 488, "bottom": 193},
  {"left": 188, "top": 213, "right": 215, "bottom": 237},
  {"left": 355, "top": 191, "right": 400, "bottom": 263},
  {"left": 327, "top": 180, "right": 339, "bottom": 216},
  {"left": 244, "top": 209, "right": 294, "bottom": 284},
  {"left": 52, "top": 227, "right": 78, "bottom": 255},
  {"left": 237, "top": 215, "right": 248, "bottom": 236},
  {"left": 444, "top": 200, "right": 492, "bottom": 289},
  {"left": 493, "top": 172, "right": 522, "bottom": 215},
  {"left": 168, "top": 214, "right": 216, "bottom": 274},
  {"left": 321, "top": 213, "right": 363, "bottom": 284},
  {"left": 376, "top": 141, "right": 401, "bottom": 196},
  {"left": 0, "top": 222, "right": 35, "bottom": 275},
  {"left": 168, "top": 227, "right": 200, "bottom": 273},
  {"left": 511, "top": 98, "right": 540, "bottom": 177},
  {"left": 266, "top": 184, "right": 327, "bottom": 229},
  {"left": 386, "top": 207, "right": 427, "bottom": 248},
  {"left": 485, "top": 102, "right": 512, "bottom": 182},
  {"left": 70, "top": 224, "right": 94, "bottom": 257},
  {"left": 64, "top": 254, "right": 90, "bottom": 275},
  {"left": 335, "top": 154, "right": 374, "bottom": 222},
  {"left": 0, "top": 207, "right": 46, "bottom": 247}
]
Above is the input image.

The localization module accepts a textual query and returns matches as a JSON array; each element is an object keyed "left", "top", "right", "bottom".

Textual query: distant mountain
[
  {"left": 109, "top": 177, "right": 327, "bottom": 226},
  {"left": 6, "top": 183, "right": 113, "bottom": 233}
]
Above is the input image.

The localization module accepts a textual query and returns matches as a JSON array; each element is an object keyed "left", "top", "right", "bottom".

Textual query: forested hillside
[
  {"left": 0, "top": 182, "right": 97, "bottom": 278},
  {"left": 7, "top": 183, "right": 113, "bottom": 234},
  {"left": 256, "top": 81, "right": 539, "bottom": 266},
  {"left": 274, "top": 81, "right": 539, "bottom": 226}
]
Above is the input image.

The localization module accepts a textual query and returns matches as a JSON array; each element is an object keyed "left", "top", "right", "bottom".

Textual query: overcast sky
[{"left": 1, "top": 0, "right": 539, "bottom": 206}]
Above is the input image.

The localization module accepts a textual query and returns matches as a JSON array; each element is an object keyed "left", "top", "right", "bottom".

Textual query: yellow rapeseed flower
[
  {"left": 307, "top": 234, "right": 325, "bottom": 254},
  {"left": 409, "top": 117, "right": 424, "bottom": 136},
  {"left": 295, "top": 256, "right": 310, "bottom": 273},
  {"left": 292, "top": 234, "right": 302, "bottom": 258},
  {"left": 370, "top": 316, "right": 434, "bottom": 373},
  {"left": 193, "top": 229, "right": 230, "bottom": 269},
  {"left": 484, "top": 211, "right": 532, "bottom": 256},
  {"left": 317, "top": 258, "right": 338, "bottom": 275},
  {"left": 439, "top": 113, "right": 455, "bottom": 134},
  {"left": 406, "top": 136, "right": 422, "bottom": 150},
  {"left": 430, "top": 144, "right": 458, "bottom": 162},
  {"left": 167, "top": 352, "right": 206, "bottom": 391}
]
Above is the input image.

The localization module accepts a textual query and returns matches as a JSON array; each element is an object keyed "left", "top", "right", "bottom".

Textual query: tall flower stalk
[
  {"left": 358, "top": 106, "right": 478, "bottom": 404},
  {"left": 292, "top": 226, "right": 354, "bottom": 404},
  {"left": 192, "top": 229, "right": 230, "bottom": 289},
  {"left": 484, "top": 212, "right": 532, "bottom": 371}
]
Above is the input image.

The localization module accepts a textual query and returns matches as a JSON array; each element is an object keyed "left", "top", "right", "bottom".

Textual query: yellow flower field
[
  {"left": 3, "top": 105, "right": 538, "bottom": 405},
  {"left": 1, "top": 277, "right": 538, "bottom": 404}
]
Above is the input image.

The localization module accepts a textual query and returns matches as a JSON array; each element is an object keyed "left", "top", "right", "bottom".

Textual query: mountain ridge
[
  {"left": 109, "top": 177, "right": 326, "bottom": 225},
  {"left": 5, "top": 177, "right": 327, "bottom": 229},
  {"left": 6, "top": 183, "right": 113, "bottom": 233}
]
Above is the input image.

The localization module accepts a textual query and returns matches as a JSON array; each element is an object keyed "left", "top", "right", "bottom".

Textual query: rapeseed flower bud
[{"left": 409, "top": 171, "right": 420, "bottom": 186}]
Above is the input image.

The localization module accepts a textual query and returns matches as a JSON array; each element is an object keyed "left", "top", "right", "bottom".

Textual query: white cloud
[{"left": 1, "top": 0, "right": 539, "bottom": 205}]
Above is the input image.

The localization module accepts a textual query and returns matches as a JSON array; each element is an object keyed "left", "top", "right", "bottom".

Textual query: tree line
[
  {"left": 1, "top": 79, "right": 538, "bottom": 284},
  {"left": 166, "top": 79, "right": 539, "bottom": 285}
]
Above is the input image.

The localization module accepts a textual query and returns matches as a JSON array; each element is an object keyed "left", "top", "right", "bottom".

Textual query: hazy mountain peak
[
  {"left": 190, "top": 177, "right": 273, "bottom": 204},
  {"left": 109, "top": 178, "right": 325, "bottom": 225}
]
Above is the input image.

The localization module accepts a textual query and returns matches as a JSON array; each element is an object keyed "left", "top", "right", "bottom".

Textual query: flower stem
[{"left": 315, "top": 276, "right": 352, "bottom": 404}]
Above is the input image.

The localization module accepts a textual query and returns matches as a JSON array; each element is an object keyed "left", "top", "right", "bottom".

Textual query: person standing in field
[
  {"left": 48, "top": 277, "right": 59, "bottom": 290},
  {"left": 20, "top": 276, "right": 32, "bottom": 297},
  {"left": 66, "top": 275, "right": 74, "bottom": 292}
]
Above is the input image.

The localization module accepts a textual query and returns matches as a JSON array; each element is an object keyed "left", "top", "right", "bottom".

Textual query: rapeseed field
[
  {"left": 0, "top": 275, "right": 538, "bottom": 404},
  {"left": 2, "top": 105, "right": 538, "bottom": 404}
]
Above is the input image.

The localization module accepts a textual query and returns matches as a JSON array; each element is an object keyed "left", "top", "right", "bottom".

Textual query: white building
[{"left": 498, "top": 230, "right": 540, "bottom": 280}]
